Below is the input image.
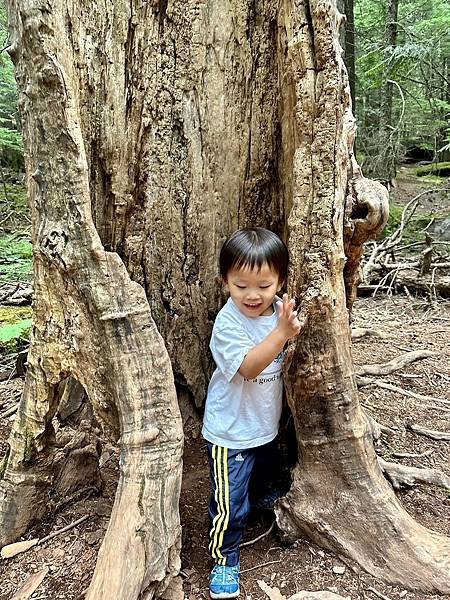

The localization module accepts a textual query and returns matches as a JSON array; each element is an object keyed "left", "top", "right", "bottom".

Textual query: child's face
[{"left": 223, "top": 263, "right": 283, "bottom": 318}]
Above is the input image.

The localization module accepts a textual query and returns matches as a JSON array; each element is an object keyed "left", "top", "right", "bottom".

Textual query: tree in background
[
  {"left": 354, "top": 0, "right": 450, "bottom": 179},
  {"left": 0, "top": 2, "right": 22, "bottom": 172},
  {"left": 0, "top": 1, "right": 449, "bottom": 599}
]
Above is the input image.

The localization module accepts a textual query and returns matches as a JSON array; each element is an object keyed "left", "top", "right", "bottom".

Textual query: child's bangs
[{"left": 231, "top": 250, "right": 275, "bottom": 274}]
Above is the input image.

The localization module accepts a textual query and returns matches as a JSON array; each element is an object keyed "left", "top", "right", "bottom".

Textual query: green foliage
[
  {"left": 0, "top": 234, "right": 33, "bottom": 283},
  {"left": 354, "top": 0, "right": 450, "bottom": 168},
  {"left": 0, "top": 127, "right": 23, "bottom": 170},
  {"left": 0, "top": 305, "right": 32, "bottom": 352},
  {"left": 0, "top": 0, "right": 23, "bottom": 172}
]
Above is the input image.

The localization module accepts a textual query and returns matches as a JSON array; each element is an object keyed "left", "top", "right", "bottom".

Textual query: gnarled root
[
  {"left": 378, "top": 458, "right": 450, "bottom": 491},
  {"left": 275, "top": 413, "right": 450, "bottom": 593}
]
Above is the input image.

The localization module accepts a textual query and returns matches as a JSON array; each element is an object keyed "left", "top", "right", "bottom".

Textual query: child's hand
[{"left": 276, "top": 293, "right": 303, "bottom": 340}]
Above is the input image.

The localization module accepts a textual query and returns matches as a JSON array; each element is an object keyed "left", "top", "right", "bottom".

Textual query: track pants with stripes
[{"left": 206, "top": 438, "right": 278, "bottom": 567}]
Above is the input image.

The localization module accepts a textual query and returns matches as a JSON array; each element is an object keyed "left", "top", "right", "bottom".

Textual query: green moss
[
  {"left": 415, "top": 162, "right": 450, "bottom": 177},
  {"left": 0, "top": 306, "right": 32, "bottom": 324},
  {"left": 0, "top": 307, "right": 32, "bottom": 352},
  {"left": 383, "top": 202, "right": 450, "bottom": 241},
  {"left": 0, "top": 234, "right": 33, "bottom": 283},
  {"left": 420, "top": 174, "right": 447, "bottom": 186}
]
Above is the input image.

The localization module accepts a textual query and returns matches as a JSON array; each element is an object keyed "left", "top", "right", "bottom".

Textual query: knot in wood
[
  {"left": 41, "top": 229, "right": 71, "bottom": 270},
  {"left": 119, "top": 429, "right": 160, "bottom": 448}
]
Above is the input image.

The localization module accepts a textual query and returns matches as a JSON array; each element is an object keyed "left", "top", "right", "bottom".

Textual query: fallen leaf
[
  {"left": 11, "top": 567, "right": 48, "bottom": 599},
  {"left": 1, "top": 539, "right": 39, "bottom": 559},
  {"left": 257, "top": 579, "right": 287, "bottom": 600}
]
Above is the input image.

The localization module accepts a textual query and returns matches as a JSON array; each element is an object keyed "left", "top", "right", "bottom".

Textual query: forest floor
[
  {"left": 0, "top": 293, "right": 449, "bottom": 600},
  {"left": 0, "top": 167, "right": 449, "bottom": 599}
]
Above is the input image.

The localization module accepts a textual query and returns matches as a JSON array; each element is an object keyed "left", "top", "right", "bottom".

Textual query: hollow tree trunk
[
  {"left": 1, "top": 0, "right": 449, "bottom": 597},
  {"left": 275, "top": 1, "right": 450, "bottom": 593}
]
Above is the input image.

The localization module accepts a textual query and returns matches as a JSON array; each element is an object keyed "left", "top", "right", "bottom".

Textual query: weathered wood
[
  {"left": 2, "top": 0, "right": 449, "bottom": 596},
  {"left": 378, "top": 458, "right": 450, "bottom": 491},
  {"left": 275, "top": 0, "right": 450, "bottom": 593},
  {"left": 0, "top": 1, "right": 184, "bottom": 598},
  {"left": 355, "top": 350, "right": 436, "bottom": 376}
]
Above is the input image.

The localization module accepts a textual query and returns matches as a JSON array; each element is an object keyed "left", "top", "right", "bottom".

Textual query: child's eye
[
  {"left": 235, "top": 285, "right": 246, "bottom": 289},
  {"left": 260, "top": 285, "right": 271, "bottom": 289}
]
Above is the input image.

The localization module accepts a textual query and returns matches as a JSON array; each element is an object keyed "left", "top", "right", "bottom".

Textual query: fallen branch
[
  {"left": 383, "top": 261, "right": 450, "bottom": 271},
  {"left": 240, "top": 559, "right": 282, "bottom": 574},
  {"left": 392, "top": 449, "right": 433, "bottom": 459},
  {"left": 355, "top": 350, "right": 436, "bottom": 377},
  {"left": 407, "top": 424, "right": 450, "bottom": 441},
  {"left": 241, "top": 521, "right": 276, "bottom": 547},
  {"left": 378, "top": 458, "right": 450, "bottom": 491},
  {"left": 366, "top": 586, "right": 393, "bottom": 600},
  {"left": 1, "top": 515, "right": 89, "bottom": 559}
]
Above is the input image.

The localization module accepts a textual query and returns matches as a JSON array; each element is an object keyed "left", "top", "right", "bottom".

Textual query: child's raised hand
[{"left": 276, "top": 293, "right": 303, "bottom": 340}]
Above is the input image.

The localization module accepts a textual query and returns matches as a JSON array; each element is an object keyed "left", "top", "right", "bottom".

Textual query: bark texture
[
  {"left": 1, "top": 1, "right": 183, "bottom": 598},
  {"left": 275, "top": 1, "right": 450, "bottom": 593},
  {"left": 1, "top": 0, "right": 449, "bottom": 596}
]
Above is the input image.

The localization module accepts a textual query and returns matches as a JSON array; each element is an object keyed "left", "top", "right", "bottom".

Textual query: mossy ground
[
  {"left": 0, "top": 181, "right": 32, "bottom": 284},
  {"left": 0, "top": 306, "right": 32, "bottom": 353}
]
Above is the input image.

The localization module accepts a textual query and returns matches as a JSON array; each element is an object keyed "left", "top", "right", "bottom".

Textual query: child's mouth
[{"left": 244, "top": 303, "right": 262, "bottom": 310}]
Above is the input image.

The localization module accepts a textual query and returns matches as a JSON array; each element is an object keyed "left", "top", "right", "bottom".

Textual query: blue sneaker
[{"left": 209, "top": 563, "right": 240, "bottom": 599}]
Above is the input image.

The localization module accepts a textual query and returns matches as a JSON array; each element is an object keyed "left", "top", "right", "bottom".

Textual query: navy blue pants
[{"left": 207, "top": 439, "right": 279, "bottom": 567}]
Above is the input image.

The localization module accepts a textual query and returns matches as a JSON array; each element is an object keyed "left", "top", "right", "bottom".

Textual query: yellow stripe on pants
[{"left": 210, "top": 446, "right": 229, "bottom": 564}]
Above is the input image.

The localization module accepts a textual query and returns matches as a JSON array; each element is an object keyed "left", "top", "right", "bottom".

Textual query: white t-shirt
[{"left": 202, "top": 296, "right": 284, "bottom": 449}]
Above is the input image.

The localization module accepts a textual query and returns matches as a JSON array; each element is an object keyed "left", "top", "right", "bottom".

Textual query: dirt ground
[{"left": 0, "top": 293, "right": 449, "bottom": 600}]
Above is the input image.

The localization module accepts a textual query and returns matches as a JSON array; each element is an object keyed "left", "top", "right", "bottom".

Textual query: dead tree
[{"left": 1, "top": 0, "right": 449, "bottom": 598}]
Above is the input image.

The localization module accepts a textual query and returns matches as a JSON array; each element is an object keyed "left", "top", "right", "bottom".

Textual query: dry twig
[{"left": 407, "top": 423, "right": 450, "bottom": 441}]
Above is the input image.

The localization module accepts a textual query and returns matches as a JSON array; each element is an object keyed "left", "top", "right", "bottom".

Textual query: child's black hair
[{"left": 220, "top": 228, "right": 288, "bottom": 282}]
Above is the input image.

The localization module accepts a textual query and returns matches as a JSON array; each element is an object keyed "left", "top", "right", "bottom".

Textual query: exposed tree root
[
  {"left": 355, "top": 350, "right": 436, "bottom": 377},
  {"left": 276, "top": 423, "right": 450, "bottom": 593},
  {"left": 378, "top": 458, "right": 450, "bottom": 491},
  {"left": 407, "top": 423, "right": 450, "bottom": 441},
  {"left": 392, "top": 449, "right": 433, "bottom": 459},
  {"left": 358, "top": 378, "right": 450, "bottom": 411},
  {"left": 351, "top": 328, "right": 387, "bottom": 340}
]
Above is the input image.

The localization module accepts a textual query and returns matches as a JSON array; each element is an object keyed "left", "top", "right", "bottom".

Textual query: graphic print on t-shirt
[{"left": 243, "top": 350, "right": 284, "bottom": 385}]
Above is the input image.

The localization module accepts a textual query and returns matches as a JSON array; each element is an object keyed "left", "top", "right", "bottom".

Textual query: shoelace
[{"left": 211, "top": 565, "right": 239, "bottom": 585}]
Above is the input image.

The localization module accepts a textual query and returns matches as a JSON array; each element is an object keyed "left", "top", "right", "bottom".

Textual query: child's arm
[{"left": 238, "top": 294, "right": 302, "bottom": 379}]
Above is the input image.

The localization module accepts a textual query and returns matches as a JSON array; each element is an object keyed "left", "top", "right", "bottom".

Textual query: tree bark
[
  {"left": 0, "top": 1, "right": 184, "bottom": 598},
  {"left": 1, "top": 0, "right": 449, "bottom": 596},
  {"left": 275, "top": 1, "right": 450, "bottom": 593}
]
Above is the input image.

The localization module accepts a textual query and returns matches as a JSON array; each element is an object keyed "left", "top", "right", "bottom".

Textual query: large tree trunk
[
  {"left": 1, "top": 0, "right": 449, "bottom": 597},
  {"left": 275, "top": 1, "right": 450, "bottom": 593}
]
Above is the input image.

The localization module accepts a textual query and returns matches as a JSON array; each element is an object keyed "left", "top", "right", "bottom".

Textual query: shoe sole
[{"left": 210, "top": 589, "right": 240, "bottom": 599}]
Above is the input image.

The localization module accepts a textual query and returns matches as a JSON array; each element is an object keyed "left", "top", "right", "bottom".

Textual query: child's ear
[
  {"left": 220, "top": 275, "right": 229, "bottom": 291},
  {"left": 277, "top": 279, "right": 285, "bottom": 293}
]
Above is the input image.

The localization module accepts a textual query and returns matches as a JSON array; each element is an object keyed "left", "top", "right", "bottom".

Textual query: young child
[{"left": 202, "top": 227, "right": 302, "bottom": 599}]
